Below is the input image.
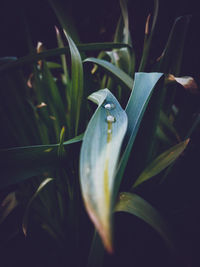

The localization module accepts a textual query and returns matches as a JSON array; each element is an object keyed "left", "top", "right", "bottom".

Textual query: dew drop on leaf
[
  {"left": 104, "top": 102, "right": 115, "bottom": 110},
  {"left": 106, "top": 115, "right": 116, "bottom": 123}
]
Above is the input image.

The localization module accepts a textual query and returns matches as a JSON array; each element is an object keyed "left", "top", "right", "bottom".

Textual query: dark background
[{"left": 0, "top": 0, "right": 200, "bottom": 76}]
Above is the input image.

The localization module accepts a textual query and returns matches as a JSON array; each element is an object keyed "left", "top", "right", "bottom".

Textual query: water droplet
[
  {"left": 106, "top": 115, "right": 116, "bottom": 123},
  {"left": 104, "top": 102, "right": 115, "bottom": 110},
  {"left": 107, "top": 129, "right": 112, "bottom": 134}
]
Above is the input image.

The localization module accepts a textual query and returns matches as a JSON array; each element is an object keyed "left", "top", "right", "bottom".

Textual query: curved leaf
[
  {"left": 114, "top": 73, "right": 163, "bottom": 198},
  {"left": 22, "top": 178, "right": 53, "bottom": 236},
  {"left": 115, "top": 192, "right": 175, "bottom": 250},
  {"left": 80, "top": 89, "right": 128, "bottom": 253},
  {"left": 154, "top": 15, "right": 191, "bottom": 75},
  {"left": 132, "top": 139, "right": 189, "bottom": 188},
  {"left": 83, "top": 57, "right": 134, "bottom": 90},
  {"left": 0, "top": 192, "right": 18, "bottom": 224}
]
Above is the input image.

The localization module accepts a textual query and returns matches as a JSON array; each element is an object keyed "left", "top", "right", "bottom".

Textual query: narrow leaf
[
  {"left": 0, "top": 192, "right": 18, "bottom": 223},
  {"left": 154, "top": 15, "right": 191, "bottom": 75},
  {"left": 0, "top": 134, "right": 83, "bottom": 189},
  {"left": 114, "top": 73, "right": 163, "bottom": 197},
  {"left": 64, "top": 31, "right": 83, "bottom": 135},
  {"left": 139, "top": 0, "right": 159, "bottom": 71},
  {"left": 132, "top": 139, "right": 189, "bottom": 188},
  {"left": 84, "top": 57, "right": 133, "bottom": 89},
  {"left": 22, "top": 178, "right": 53, "bottom": 236},
  {"left": 115, "top": 192, "right": 175, "bottom": 250},
  {"left": 80, "top": 89, "right": 128, "bottom": 253}
]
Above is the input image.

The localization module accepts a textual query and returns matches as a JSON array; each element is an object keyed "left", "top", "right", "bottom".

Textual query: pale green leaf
[
  {"left": 114, "top": 73, "right": 163, "bottom": 198},
  {"left": 80, "top": 89, "right": 128, "bottom": 253}
]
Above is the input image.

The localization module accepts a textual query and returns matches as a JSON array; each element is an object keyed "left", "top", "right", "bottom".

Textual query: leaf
[
  {"left": 87, "top": 230, "right": 104, "bottom": 267},
  {"left": 57, "top": 126, "right": 66, "bottom": 158},
  {"left": 55, "top": 26, "right": 69, "bottom": 85},
  {"left": 84, "top": 57, "right": 134, "bottom": 89},
  {"left": 115, "top": 192, "right": 175, "bottom": 250},
  {"left": 0, "top": 43, "right": 130, "bottom": 73},
  {"left": 139, "top": 0, "right": 159, "bottom": 71},
  {"left": 168, "top": 74, "right": 199, "bottom": 95},
  {"left": 132, "top": 138, "right": 189, "bottom": 188},
  {"left": 80, "top": 89, "right": 128, "bottom": 253},
  {"left": 22, "top": 178, "right": 53, "bottom": 236},
  {"left": 111, "top": 0, "right": 135, "bottom": 76},
  {"left": 154, "top": 15, "right": 191, "bottom": 75},
  {"left": 46, "top": 61, "right": 62, "bottom": 69},
  {"left": 63, "top": 31, "right": 84, "bottom": 136},
  {"left": 159, "top": 110, "right": 181, "bottom": 142},
  {"left": 0, "top": 192, "right": 18, "bottom": 223},
  {"left": 0, "top": 134, "right": 83, "bottom": 189},
  {"left": 114, "top": 73, "right": 163, "bottom": 198},
  {"left": 41, "top": 61, "right": 66, "bottom": 130}
]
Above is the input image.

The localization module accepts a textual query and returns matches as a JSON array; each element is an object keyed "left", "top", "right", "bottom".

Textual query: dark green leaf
[
  {"left": 132, "top": 139, "right": 189, "bottom": 188},
  {"left": 0, "top": 134, "right": 83, "bottom": 189},
  {"left": 115, "top": 192, "right": 175, "bottom": 250}
]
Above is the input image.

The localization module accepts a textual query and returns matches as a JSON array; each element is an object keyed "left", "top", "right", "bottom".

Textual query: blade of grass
[
  {"left": 0, "top": 134, "right": 83, "bottom": 189},
  {"left": 63, "top": 31, "right": 84, "bottom": 136},
  {"left": 22, "top": 178, "right": 53, "bottom": 236},
  {"left": 139, "top": 0, "right": 159, "bottom": 71},
  {"left": 159, "top": 110, "right": 181, "bottom": 142},
  {"left": 132, "top": 138, "right": 189, "bottom": 188},
  {"left": 154, "top": 15, "right": 191, "bottom": 75},
  {"left": 55, "top": 26, "right": 69, "bottom": 85},
  {"left": 87, "top": 230, "right": 105, "bottom": 267},
  {"left": 41, "top": 61, "right": 66, "bottom": 128}
]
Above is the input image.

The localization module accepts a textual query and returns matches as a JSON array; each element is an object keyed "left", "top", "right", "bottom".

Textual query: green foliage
[{"left": 0, "top": 0, "right": 196, "bottom": 266}]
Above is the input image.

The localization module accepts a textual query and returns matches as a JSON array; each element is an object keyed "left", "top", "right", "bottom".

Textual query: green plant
[{"left": 0, "top": 1, "right": 198, "bottom": 266}]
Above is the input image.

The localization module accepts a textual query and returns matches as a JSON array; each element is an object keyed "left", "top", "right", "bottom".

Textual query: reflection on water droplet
[
  {"left": 104, "top": 102, "right": 115, "bottom": 110},
  {"left": 106, "top": 115, "right": 116, "bottom": 123},
  {"left": 107, "top": 129, "right": 112, "bottom": 134}
]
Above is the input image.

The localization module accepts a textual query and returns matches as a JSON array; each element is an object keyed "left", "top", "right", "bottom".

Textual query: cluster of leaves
[{"left": 0, "top": 0, "right": 199, "bottom": 266}]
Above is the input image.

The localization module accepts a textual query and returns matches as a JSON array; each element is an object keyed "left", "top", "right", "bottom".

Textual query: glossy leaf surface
[{"left": 80, "top": 89, "right": 128, "bottom": 253}]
